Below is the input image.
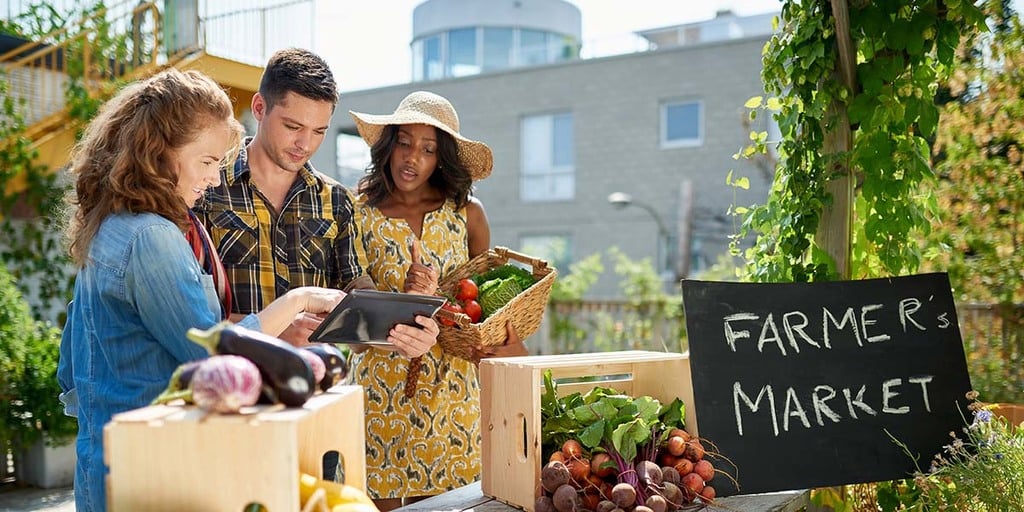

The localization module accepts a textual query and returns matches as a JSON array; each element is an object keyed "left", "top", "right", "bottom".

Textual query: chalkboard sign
[{"left": 681, "top": 273, "right": 972, "bottom": 497}]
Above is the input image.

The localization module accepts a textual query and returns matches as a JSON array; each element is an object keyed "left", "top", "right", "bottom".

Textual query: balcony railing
[{"left": 0, "top": 0, "right": 313, "bottom": 140}]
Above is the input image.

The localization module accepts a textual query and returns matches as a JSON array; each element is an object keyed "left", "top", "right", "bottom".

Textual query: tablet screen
[{"left": 308, "top": 289, "right": 446, "bottom": 345}]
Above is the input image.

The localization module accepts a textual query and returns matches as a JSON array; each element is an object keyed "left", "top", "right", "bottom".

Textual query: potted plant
[
  {"left": 0, "top": 264, "right": 32, "bottom": 468},
  {"left": 0, "top": 265, "right": 78, "bottom": 487}
]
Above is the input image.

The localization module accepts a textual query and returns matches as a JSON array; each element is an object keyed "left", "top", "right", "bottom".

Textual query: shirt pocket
[
  {"left": 298, "top": 216, "right": 338, "bottom": 271},
  {"left": 209, "top": 211, "right": 259, "bottom": 266}
]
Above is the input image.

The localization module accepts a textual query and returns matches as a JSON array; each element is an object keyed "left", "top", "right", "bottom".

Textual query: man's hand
[
  {"left": 277, "top": 312, "right": 325, "bottom": 347},
  {"left": 404, "top": 239, "right": 438, "bottom": 296},
  {"left": 388, "top": 314, "right": 439, "bottom": 359}
]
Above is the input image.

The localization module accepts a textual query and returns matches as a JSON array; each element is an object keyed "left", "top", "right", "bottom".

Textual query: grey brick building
[{"left": 311, "top": 1, "right": 778, "bottom": 298}]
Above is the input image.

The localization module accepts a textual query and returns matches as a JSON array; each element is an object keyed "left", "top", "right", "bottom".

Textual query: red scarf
[{"left": 185, "top": 210, "right": 232, "bottom": 319}]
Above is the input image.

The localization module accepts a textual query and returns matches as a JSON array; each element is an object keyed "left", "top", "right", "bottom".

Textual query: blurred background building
[{"left": 324, "top": 0, "right": 779, "bottom": 297}]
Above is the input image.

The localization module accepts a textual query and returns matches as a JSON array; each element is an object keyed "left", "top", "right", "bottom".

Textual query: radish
[{"left": 191, "top": 355, "right": 262, "bottom": 413}]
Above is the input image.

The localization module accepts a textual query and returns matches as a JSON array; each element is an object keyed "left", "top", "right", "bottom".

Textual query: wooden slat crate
[
  {"left": 479, "top": 351, "right": 696, "bottom": 512},
  {"left": 104, "top": 385, "right": 366, "bottom": 512}
]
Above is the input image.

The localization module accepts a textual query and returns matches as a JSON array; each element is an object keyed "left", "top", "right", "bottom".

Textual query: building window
[
  {"left": 413, "top": 35, "right": 443, "bottom": 81},
  {"left": 521, "top": 113, "right": 574, "bottom": 202},
  {"left": 661, "top": 100, "right": 703, "bottom": 148},
  {"left": 519, "top": 29, "right": 548, "bottom": 66},
  {"left": 335, "top": 133, "right": 370, "bottom": 189},
  {"left": 482, "top": 27, "right": 514, "bottom": 71},
  {"left": 520, "top": 234, "right": 572, "bottom": 273},
  {"left": 447, "top": 28, "right": 479, "bottom": 77}
]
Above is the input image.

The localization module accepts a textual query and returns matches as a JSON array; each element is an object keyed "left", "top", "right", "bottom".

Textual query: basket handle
[
  {"left": 494, "top": 246, "right": 550, "bottom": 273},
  {"left": 435, "top": 306, "right": 471, "bottom": 329}
]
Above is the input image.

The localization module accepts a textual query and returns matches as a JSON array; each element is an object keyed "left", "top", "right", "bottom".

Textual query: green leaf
[{"left": 579, "top": 418, "right": 605, "bottom": 449}]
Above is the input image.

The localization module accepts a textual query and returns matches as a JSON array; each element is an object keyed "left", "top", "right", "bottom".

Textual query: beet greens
[{"left": 540, "top": 369, "right": 687, "bottom": 503}]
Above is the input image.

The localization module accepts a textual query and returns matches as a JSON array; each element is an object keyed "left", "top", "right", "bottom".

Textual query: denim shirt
[{"left": 57, "top": 212, "right": 260, "bottom": 512}]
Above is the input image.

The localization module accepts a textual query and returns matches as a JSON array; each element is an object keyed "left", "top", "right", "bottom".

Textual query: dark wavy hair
[
  {"left": 358, "top": 124, "right": 474, "bottom": 209},
  {"left": 66, "top": 69, "right": 243, "bottom": 266},
  {"left": 259, "top": 47, "right": 338, "bottom": 110}
]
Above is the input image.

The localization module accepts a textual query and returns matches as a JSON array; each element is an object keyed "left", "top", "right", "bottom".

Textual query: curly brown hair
[
  {"left": 357, "top": 124, "right": 474, "bottom": 209},
  {"left": 66, "top": 68, "right": 243, "bottom": 266}
]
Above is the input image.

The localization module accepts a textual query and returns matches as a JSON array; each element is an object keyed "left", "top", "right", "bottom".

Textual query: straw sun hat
[{"left": 349, "top": 91, "right": 493, "bottom": 181}]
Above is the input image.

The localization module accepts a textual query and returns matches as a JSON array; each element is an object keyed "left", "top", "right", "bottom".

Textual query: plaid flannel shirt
[{"left": 194, "top": 139, "right": 372, "bottom": 314}]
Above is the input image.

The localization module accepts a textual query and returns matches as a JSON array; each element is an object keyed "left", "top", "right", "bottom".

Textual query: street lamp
[{"left": 607, "top": 192, "right": 674, "bottom": 276}]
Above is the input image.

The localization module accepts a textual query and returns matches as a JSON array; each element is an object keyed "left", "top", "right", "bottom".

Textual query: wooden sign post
[{"left": 681, "top": 273, "right": 972, "bottom": 496}]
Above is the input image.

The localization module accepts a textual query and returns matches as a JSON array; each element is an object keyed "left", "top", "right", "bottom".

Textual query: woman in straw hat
[{"left": 348, "top": 91, "right": 526, "bottom": 510}]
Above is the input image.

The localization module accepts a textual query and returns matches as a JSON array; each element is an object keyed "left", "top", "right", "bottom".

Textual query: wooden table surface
[{"left": 396, "top": 481, "right": 810, "bottom": 512}]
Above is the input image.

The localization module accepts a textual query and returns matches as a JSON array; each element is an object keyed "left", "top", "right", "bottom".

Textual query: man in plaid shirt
[{"left": 195, "top": 48, "right": 435, "bottom": 350}]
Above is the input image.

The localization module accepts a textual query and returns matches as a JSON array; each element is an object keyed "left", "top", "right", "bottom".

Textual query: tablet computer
[{"left": 308, "top": 289, "right": 446, "bottom": 345}]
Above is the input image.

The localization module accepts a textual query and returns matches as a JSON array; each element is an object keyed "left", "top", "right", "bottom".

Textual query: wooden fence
[{"left": 534, "top": 300, "right": 1024, "bottom": 357}]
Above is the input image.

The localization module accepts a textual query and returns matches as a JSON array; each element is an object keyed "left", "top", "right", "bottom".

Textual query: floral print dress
[{"left": 349, "top": 196, "right": 481, "bottom": 499}]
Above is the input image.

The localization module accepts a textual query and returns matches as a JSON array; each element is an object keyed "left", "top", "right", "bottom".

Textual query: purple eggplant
[
  {"left": 305, "top": 343, "right": 349, "bottom": 391},
  {"left": 187, "top": 321, "right": 315, "bottom": 407},
  {"left": 191, "top": 355, "right": 263, "bottom": 413}
]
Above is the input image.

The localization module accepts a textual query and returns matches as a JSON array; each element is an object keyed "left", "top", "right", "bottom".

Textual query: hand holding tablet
[{"left": 308, "top": 289, "right": 446, "bottom": 345}]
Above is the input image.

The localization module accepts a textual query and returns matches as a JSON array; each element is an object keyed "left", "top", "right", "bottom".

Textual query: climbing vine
[
  {"left": 734, "top": 1, "right": 987, "bottom": 283},
  {"left": 0, "top": 1, "right": 127, "bottom": 320}
]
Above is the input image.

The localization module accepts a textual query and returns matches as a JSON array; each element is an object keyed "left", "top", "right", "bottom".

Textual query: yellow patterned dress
[{"left": 350, "top": 196, "right": 481, "bottom": 499}]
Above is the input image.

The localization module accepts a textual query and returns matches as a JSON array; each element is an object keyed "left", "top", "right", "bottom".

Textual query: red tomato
[
  {"left": 455, "top": 278, "right": 479, "bottom": 303},
  {"left": 463, "top": 299, "right": 483, "bottom": 323},
  {"left": 439, "top": 301, "right": 463, "bottom": 327}
]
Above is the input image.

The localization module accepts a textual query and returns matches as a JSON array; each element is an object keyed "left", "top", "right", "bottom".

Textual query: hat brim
[{"left": 350, "top": 110, "right": 493, "bottom": 181}]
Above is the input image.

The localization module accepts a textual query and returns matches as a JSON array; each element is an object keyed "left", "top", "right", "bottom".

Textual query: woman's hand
[
  {"left": 388, "top": 314, "right": 439, "bottom": 359},
  {"left": 293, "top": 286, "right": 346, "bottom": 314},
  {"left": 258, "top": 287, "right": 345, "bottom": 342},
  {"left": 404, "top": 239, "right": 439, "bottom": 295},
  {"left": 473, "top": 320, "right": 528, "bottom": 360}
]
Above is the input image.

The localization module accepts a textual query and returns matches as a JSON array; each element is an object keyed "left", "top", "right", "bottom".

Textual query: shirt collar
[{"left": 226, "top": 136, "right": 322, "bottom": 190}]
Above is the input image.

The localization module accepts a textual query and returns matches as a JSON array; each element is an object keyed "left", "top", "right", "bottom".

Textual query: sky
[{"left": 312, "top": 0, "right": 785, "bottom": 92}]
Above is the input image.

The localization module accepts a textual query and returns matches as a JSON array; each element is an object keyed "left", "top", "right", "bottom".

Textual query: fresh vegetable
[
  {"left": 477, "top": 277, "right": 523, "bottom": 318},
  {"left": 472, "top": 263, "right": 535, "bottom": 291},
  {"left": 298, "top": 471, "right": 376, "bottom": 510},
  {"left": 305, "top": 343, "right": 349, "bottom": 391},
  {"left": 190, "top": 355, "right": 262, "bottom": 413},
  {"left": 455, "top": 278, "right": 478, "bottom": 302},
  {"left": 151, "top": 360, "right": 203, "bottom": 405},
  {"left": 537, "top": 369, "right": 728, "bottom": 509},
  {"left": 541, "top": 460, "right": 570, "bottom": 493},
  {"left": 438, "top": 301, "right": 463, "bottom": 326},
  {"left": 298, "top": 347, "right": 327, "bottom": 386},
  {"left": 187, "top": 321, "right": 315, "bottom": 407},
  {"left": 462, "top": 299, "right": 483, "bottom": 323}
]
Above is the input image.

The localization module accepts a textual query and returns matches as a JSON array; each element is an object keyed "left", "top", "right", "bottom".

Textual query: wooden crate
[
  {"left": 105, "top": 385, "right": 366, "bottom": 512},
  {"left": 479, "top": 351, "right": 696, "bottom": 512}
]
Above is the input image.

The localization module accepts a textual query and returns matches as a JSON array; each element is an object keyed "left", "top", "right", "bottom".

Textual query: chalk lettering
[
  {"left": 937, "top": 312, "right": 950, "bottom": 329},
  {"left": 823, "top": 307, "right": 861, "bottom": 348},
  {"left": 860, "top": 304, "right": 891, "bottom": 344},
  {"left": 899, "top": 298, "right": 926, "bottom": 332},
  {"left": 758, "top": 313, "right": 786, "bottom": 355},
  {"left": 723, "top": 313, "right": 759, "bottom": 352},
  {"left": 909, "top": 375, "right": 934, "bottom": 412},
  {"left": 783, "top": 387, "right": 811, "bottom": 431},
  {"left": 733, "top": 382, "right": 778, "bottom": 437},
  {"left": 842, "top": 385, "right": 878, "bottom": 419},
  {"left": 733, "top": 376, "right": 937, "bottom": 437},
  {"left": 812, "top": 385, "right": 842, "bottom": 426},
  {"left": 882, "top": 378, "right": 910, "bottom": 414},
  {"left": 782, "top": 311, "right": 818, "bottom": 353}
]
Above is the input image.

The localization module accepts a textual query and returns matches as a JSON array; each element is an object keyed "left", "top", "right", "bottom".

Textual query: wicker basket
[{"left": 435, "top": 246, "right": 557, "bottom": 362}]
